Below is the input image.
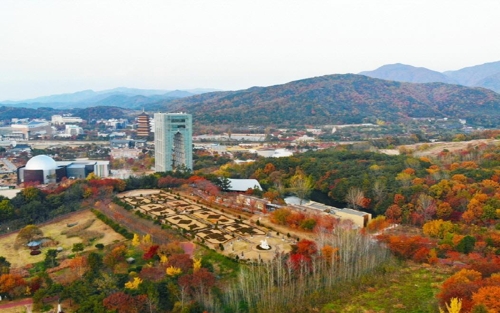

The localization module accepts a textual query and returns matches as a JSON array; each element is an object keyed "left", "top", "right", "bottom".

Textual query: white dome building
[
  {"left": 19, "top": 155, "right": 59, "bottom": 184},
  {"left": 25, "top": 155, "right": 57, "bottom": 171}
]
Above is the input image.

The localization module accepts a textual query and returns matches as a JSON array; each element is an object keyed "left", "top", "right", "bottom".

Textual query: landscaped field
[
  {"left": 321, "top": 262, "right": 453, "bottom": 312},
  {"left": 119, "top": 189, "right": 293, "bottom": 261},
  {"left": 0, "top": 210, "right": 125, "bottom": 268}
]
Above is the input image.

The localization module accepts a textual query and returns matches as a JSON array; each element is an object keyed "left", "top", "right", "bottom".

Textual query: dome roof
[{"left": 25, "top": 155, "right": 57, "bottom": 171}]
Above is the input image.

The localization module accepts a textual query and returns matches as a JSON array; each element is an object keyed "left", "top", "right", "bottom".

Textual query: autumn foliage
[
  {"left": 103, "top": 292, "right": 148, "bottom": 313},
  {"left": 377, "top": 234, "right": 433, "bottom": 262}
]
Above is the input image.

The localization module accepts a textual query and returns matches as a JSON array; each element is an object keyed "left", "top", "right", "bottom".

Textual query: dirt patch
[
  {"left": 404, "top": 139, "right": 500, "bottom": 157},
  {"left": 118, "top": 189, "right": 161, "bottom": 197},
  {"left": 0, "top": 210, "right": 125, "bottom": 268}
]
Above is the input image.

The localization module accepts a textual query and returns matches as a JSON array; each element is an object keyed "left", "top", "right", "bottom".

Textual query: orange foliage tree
[
  {"left": 438, "top": 269, "right": 483, "bottom": 312},
  {"left": 0, "top": 273, "right": 26, "bottom": 298}
]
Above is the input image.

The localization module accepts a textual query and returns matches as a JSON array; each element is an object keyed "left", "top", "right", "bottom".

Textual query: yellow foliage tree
[
  {"left": 124, "top": 277, "right": 142, "bottom": 290},
  {"left": 422, "top": 219, "right": 454, "bottom": 239},
  {"left": 451, "top": 174, "right": 467, "bottom": 183},
  {"left": 86, "top": 172, "right": 98, "bottom": 180},
  {"left": 166, "top": 266, "right": 182, "bottom": 276},
  {"left": 142, "top": 234, "right": 152, "bottom": 245},
  {"left": 439, "top": 297, "right": 462, "bottom": 313},
  {"left": 193, "top": 258, "right": 202, "bottom": 273},
  {"left": 131, "top": 234, "right": 140, "bottom": 246},
  {"left": 159, "top": 254, "right": 168, "bottom": 264}
]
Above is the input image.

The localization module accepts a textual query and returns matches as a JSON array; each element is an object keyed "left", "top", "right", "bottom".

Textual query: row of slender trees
[{"left": 198, "top": 224, "right": 390, "bottom": 312}]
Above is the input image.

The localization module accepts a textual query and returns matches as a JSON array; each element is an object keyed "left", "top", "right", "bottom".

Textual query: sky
[{"left": 1, "top": 0, "right": 499, "bottom": 100}]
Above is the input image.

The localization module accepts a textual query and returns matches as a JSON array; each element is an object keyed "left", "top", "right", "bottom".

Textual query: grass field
[
  {"left": 0, "top": 210, "right": 125, "bottom": 268},
  {"left": 321, "top": 262, "right": 453, "bottom": 313}
]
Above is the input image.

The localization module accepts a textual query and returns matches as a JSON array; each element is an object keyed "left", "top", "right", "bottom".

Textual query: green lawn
[{"left": 321, "top": 262, "right": 453, "bottom": 313}]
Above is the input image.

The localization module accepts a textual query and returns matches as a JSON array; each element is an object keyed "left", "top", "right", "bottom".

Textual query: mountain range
[
  {"left": 360, "top": 61, "right": 500, "bottom": 93},
  {"left": 2, "top": 61, "right": 500, "bottom": 127},
  {"left": 162, "top": 74, "right": 500, "bottom": 127},
  {"left": 0, "top": 87, "right": 218, "bottom": 109}
]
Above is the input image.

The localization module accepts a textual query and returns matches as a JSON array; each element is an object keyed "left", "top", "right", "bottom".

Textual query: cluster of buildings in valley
[
  {"left": 17, "top": 154, "right": 110, "bottom": 184},
  {"left": 0, "top": 112, "right": 152, "bottom": 142},
  {"left": 0, "top": 112, "right": 191, "bottom": 187},
  {"left": 1, "top": 111, "right": 373, "bottom": 233}
]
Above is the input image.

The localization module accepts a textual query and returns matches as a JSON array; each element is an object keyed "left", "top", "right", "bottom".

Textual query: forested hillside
[
  {"left": 165, "top": 74, "right": 500, "bottom": 127},
  {"left": 221, "top": 141, "right": 500, "bottom": 222},
  {"left": 3, "top": 141, "right": 500, "bottom": 312}
]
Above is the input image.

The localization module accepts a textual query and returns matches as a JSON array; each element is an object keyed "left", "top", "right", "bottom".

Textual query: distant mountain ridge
[
  {"left": 0, "top": 105, "right": 136, "bottom": 121},
  {"left": 359, "top": 64, "right": 457, "bottom": 85},
  {"left": 3, "top": 64, "right": 500, "bottom": 128},
  {"left": 360, "top": 61, "right": 500, "bottom": 93},
  {"left": 0, "top": 87, "right": 219, "bottom": 109},
  {"left": 161, "top": 74, "right": 500, "bottom": 127}
]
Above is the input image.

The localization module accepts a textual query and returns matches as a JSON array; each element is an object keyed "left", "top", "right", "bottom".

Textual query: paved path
[
  {"left": 0, "top": 158, "right": 17, "bottom": 172},
  {"left": 0, "top": 298, "right": 33, "bottom": 311}
]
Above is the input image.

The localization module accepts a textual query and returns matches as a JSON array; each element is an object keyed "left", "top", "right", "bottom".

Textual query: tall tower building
[
  {"left": 136, "top": 110, "right": 151, "bottom": 138},
  {"left": 154, "top": 113, "right": 193, "bottom": 172}
]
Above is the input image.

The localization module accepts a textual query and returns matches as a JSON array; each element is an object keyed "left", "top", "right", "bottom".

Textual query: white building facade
[{"left": 154, "top": 113, "right": 193, "bottom": 172}]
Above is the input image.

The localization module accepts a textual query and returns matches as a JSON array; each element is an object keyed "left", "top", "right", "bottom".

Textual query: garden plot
[
  {"left": 117, "top": 189, "right": 292, "bottom": 260},
  {"left": 166, "top": 215, "right": 208, "bottom": 231},
  {"left": 197, "top": 229, "right": 234, "bottom": 244},
  {"left": 141, "top": 205, "right": 176, "bottom": 217},
  {"left": 224, "top": 223, "right": 266, "bottom": 237},
  {"left": 148, "top": 192, "right": 176, "bottom": 203},
  {"left": 192, "top": 208, "right": 236, "bottom": 225}
]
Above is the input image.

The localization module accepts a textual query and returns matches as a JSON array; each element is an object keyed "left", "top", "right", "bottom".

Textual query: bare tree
[
  {"left": 345, "top": 187, "right": 364, "bottom": 209},
  {"left": 417, "top": 193, "right": 436, "bottom": 222},
  {"left": 372, "top": 180, "right": 386, "bottom": 203}
]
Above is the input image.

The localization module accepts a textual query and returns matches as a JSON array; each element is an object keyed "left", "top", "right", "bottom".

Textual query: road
[
  {"left": 0, "top": 298, "right": 33, "bottom": 312},
  {"left": 1, "top": 158, "right": 17, "bottom": 172},
  {"left": 28, "top": 140, "right": 111, "bottom": 149}
]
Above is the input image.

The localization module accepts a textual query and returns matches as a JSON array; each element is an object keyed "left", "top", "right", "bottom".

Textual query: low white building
[
  {"left": 10, "top": 120, "right": 53, "bottom": 139},
  {"left": 51, "top": 115, "right": 83, "bottom": 125},
  {"left": 227, "top": 178, "right": 262, "bottom": 192},
  {"left": 65, "top": 125, "right": 84, "bottom": 136},
  {"left": 284, "top": 196, "right": 372, "bottom": 228}
]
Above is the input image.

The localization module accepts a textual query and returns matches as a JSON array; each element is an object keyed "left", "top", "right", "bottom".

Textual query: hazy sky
[{"left": 1, "top": 0, "right": 499, "bottom": 100}]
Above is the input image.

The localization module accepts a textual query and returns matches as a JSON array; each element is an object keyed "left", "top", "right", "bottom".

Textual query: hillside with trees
[
  {"left": 3, "top": 139, "right": 500, "bottom": 312},
  {"left": 164, "top": 74, "right": 500, "bottom": 127}
]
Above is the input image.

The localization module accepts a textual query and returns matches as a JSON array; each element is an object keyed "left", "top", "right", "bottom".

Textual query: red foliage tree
[
  {"left": 158, "top": 176, "right": 187, "bottom": 188},
  {"left": 286, "top": 211, "right": 306, "bottom": 229},
  {"left": 167, "top": 254, "right": 193, "bottom": 273},
  {"left": 313, "top": 214, "right": 338, "bottom": 232},
  {"left": 139, "top": 266, "right": 165, "bottom": 282},
  {"left": 385, "top": 204, "right": 402, "bottom": 223},
  {"left": 378, "top": 234, "right": 432, "bottom": 260},
  {"left": 143, "top": 245, "right": 160, "bottom": 261},
  {"left": 103, "top": 292, "right": 148, "bottom": 313},
  {"left": 293, "top": 239, "right": 318, "bottom": 260},
  {"left": 178, "top": 268, "right": 216, "bottom": 296}
]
